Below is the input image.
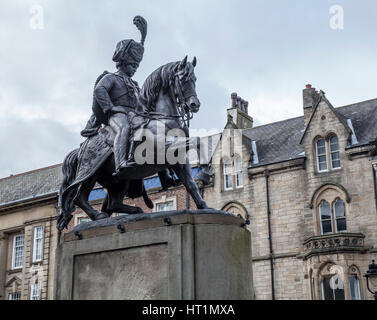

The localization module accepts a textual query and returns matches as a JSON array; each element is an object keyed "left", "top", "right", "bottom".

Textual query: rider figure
[
  {"left": 81, "top": 19, "right": 146, "bottom": 175},
  {"left": 95, "top": 39, "right": 143, "bottom": 174}
]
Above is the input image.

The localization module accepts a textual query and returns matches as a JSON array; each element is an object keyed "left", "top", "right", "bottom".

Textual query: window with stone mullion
[
  {"left": 234, "top": 155, "right": 243, "bottom": 188},
  {"left": 330, "top": 136, "right": 341, "bottom": 169},
  {"left": 333, "top": 198, "right": 346, "bottom": 232},
  {"left": 319, "top": 200, "right": 332, "bottom": 235},
  {"left": 316, "top": 139, "right": 327, "bottom": 172},
  {"left": 223, "top": 158, "right": 233, "bottom": 190}
]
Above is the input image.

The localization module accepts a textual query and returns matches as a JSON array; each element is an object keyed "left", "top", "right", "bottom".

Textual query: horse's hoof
[{"left": 94, "top": 212, "right": 109, "bottom": 220}]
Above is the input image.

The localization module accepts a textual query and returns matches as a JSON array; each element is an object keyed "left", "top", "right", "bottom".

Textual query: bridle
[
  {"left": 173, "top": 74, "right": 195, "bottom": 128},
  {"left": 134, "top": 66, "right": 197, "bottom": 130}
]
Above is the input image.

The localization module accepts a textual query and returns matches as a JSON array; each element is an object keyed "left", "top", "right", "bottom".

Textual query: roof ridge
[
  {"left": 244, "top": 114, "right": 303, "bottom": 131},
  {"left": 0, "top": 163, "right": 62, "bottom": 182},
  {"left": 336, "top": 97, "right": 377, "bottom": 110},
  {"left": 244, "top": 97, "right": 377, "bottom": 133}
]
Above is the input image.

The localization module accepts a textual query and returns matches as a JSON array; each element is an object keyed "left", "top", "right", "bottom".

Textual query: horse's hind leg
[
  {"left": 172, "top": 161, "right": 208, "bottom": 209},
  {"left": 103, "top": 182, "right": 144, "bottom": 215},
  {"left": 74, "top": 175, "right": 108, "bottom": 221}
]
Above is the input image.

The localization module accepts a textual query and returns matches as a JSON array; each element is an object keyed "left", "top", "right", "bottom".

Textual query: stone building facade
[
  {"left": 202, "top": 87, "right": 377, "bottom": 300},
  {"left": 0, "top": 85, "right": 376, "bottom": 300}
]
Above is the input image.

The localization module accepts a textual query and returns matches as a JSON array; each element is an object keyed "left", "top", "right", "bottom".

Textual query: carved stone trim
[{"left": 302, "top": 233, "right": 367, "bottom": 260}]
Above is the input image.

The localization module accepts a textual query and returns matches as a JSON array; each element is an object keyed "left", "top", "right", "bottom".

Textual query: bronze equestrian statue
[{"left": 57, "top": 16, "right": 211, "bottom": 232}]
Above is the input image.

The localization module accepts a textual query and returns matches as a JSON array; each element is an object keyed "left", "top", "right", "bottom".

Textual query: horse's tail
[
  {"left": 57, "top": 149, "right": 79, "bottom": 232},
  {"left": 61, "top": 149, "right": 79, "bottom": 192}
]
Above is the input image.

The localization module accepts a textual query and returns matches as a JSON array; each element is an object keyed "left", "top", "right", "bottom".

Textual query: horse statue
[{"left": 57, "top": 56, "right": 211, "bottom": 232}]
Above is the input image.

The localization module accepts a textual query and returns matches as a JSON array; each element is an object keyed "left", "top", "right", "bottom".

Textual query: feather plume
[{"left": 133, "top": 15, "right": 147, "bottom": 46}]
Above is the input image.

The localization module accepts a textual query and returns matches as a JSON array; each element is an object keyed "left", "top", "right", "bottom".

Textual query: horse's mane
[{"left": 139, "top": 62, "right": 178, "bottom": 112}]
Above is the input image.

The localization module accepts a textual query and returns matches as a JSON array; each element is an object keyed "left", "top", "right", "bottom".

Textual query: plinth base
[{"left": 54, "top": 209, "right": 254, "bottom": 300}]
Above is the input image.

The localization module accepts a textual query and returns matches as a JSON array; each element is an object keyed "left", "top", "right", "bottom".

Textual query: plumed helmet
[{"left": 112, "top": 16, "right": 147, "bottom": 65}]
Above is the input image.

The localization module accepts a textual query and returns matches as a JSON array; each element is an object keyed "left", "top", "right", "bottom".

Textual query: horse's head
[{"left": 174, "top": 56, "right": 200, "bottom": 113}]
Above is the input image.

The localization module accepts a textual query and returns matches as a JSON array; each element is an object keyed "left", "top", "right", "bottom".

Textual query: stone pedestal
[{"left": 54, "top": 210, "right": 254, "bottom": 300}]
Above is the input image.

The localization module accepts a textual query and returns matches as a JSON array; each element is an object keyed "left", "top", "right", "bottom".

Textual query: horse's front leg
[{"left": 172, "top": 160, "right": 208, "bottom": 210}]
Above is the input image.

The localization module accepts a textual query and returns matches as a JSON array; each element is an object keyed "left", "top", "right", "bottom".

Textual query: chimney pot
[
  {"left": 231, "top": 92, "right": 237, "bottom": 108},
  {"left": 244, "top": 101, "right": 249, "bottom": 114},
  {"left": 236, "top": 97, "right": 241, "bottom": 109}
]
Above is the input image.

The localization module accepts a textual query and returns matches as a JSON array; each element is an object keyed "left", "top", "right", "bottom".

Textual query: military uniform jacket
[{"left": 81, "top": 71, "right": 140, "bottom": 137}]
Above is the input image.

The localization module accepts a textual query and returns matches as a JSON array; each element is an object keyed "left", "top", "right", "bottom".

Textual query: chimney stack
[
  {"left": 227, "top": 92, "right": 253, "bottom": 129},
  {"left": 303, "top": 84, "right": 320, "bottom": 126}
]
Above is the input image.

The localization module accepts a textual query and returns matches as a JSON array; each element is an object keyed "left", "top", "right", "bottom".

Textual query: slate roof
[
  {"left": 0, "top": 164, "right": 62, "bottom": 207},
  {"left": 244, "top": 98, "right": 377, "bottom": 168}
]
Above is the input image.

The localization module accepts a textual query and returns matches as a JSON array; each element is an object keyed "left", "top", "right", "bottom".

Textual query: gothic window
[
  {"left": 316, "top": 138, "right": 327, "bottom": 172},
  {"left": 318, "top": 198, "right": 347, "bottom": 235},
  {"left": 321, "top": 275, "right": 345, "bottom": 300},
  {"left": 329, "top": 136, "right": 341, "bottom": 169},
  {"left": 315, "top": 135, "right": 341, "bottom": 173},
  {"left": 349, "top": 275, "right": 361, "bottom": 300},
  {"left": 319, "top": 200, "right": 332, "bottom": 234},
  {"left": 222, "top": 202, "right": 249, "bottom": 220},
  {"left": 333, "top": 198, "right": 346, "bottom": 232},
  {"left": 12, "top": 234, "right": 24, "bottom": 269}
]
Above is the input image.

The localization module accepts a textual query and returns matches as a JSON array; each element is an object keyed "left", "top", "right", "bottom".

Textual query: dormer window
[{"left": 315, "top": 135, "right": 341, "bottom": 173}]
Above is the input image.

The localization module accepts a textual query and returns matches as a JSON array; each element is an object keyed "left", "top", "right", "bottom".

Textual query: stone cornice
[
  {"left": 0, "top": 192, "right": 58, "bottom": 215},
  {"left": 248, "top": 158, "right": 305, "bottom": 179},
  {"left": 345, "top": 144, "right": 376, "bottom": 159}
]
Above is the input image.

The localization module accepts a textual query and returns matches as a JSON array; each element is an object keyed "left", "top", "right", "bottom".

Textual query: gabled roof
[
  {"left": 245, "top": 97, "right": 377, "bottom": 168},
  {"left": 299, "top": 91, "right": 352, "bottom": 144}
]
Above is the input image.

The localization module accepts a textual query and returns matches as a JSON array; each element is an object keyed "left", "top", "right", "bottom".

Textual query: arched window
[
  {"left": 316, "top": 138, "right": 328, "bottom": 172},
  {"left": 349, "top": 274, "right": 361, "bottom": 300},
  {"left": 319, "top": 200, "right": 332, "bottom": 234},
  {"left": 234, "top": 155, "right": 243, "bottom": 188},
  {"left": 223, "top": 157, "right": 232, "bottom": 191},
  {"left": 330, "top": 136, "right": 341, "bottom": 169},
  {"left": 314, "top": 135, "right": 341, "bottom": 173},
  {"left": 320, "top": 264, "right": 345, "bottom": 300},
  {"left": 333, "top": 198, "right": 346, "bottom": 232}
]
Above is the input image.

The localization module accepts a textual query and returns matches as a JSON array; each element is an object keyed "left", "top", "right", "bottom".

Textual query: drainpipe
[
  {"left": 265, "top": 169, "right": 275, "bottom": 300},
  {"left": 373, "top": 164, "right": 377, "bottom": 212}
]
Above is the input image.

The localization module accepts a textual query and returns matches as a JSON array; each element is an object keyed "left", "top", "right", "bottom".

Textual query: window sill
[
  {"left": 315, "top": 168, "right": 343, "bottom": 176},
  {"left": 7, "top": 268, "right": 22, "bottom": 275},
  {"left": 222, "top": 187, "right": 244, "bottom": 193}
]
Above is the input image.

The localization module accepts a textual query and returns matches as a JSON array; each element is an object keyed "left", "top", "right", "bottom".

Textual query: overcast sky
[{"left": 1, "top": 0, "right": 377, "bottom": 178}]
